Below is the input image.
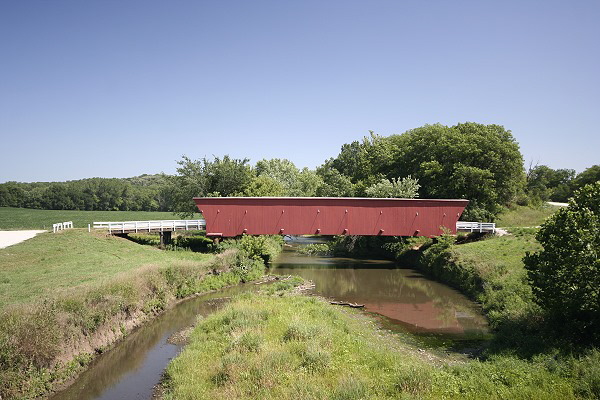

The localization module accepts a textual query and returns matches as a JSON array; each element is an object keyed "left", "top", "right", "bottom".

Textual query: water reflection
[{"left": 271, "top": 240, "right": 488, "bottom": 337}]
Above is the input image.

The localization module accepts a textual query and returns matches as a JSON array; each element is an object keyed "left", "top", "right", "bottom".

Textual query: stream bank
[{"left": 0, "top": 232, "right": 283, "bottom": 400}]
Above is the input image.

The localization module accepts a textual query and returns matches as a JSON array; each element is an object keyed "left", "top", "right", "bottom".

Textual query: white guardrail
[
  {"left": 456, "top": 221, "right": 496, "bottom": 233},
  {"left": 53, "top": 221, "right": 73, "bottom": 233},
  {"left": 91, "top": 220, "right": 206, "bottom": 234}
]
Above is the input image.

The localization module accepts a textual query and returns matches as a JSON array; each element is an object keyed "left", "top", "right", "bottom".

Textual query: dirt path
[
  {"left": 0, "top": 230, "right": 46, "bottom": 249},
  {"left": 547, "top": 201, "right": 568, "bottom": 207}
]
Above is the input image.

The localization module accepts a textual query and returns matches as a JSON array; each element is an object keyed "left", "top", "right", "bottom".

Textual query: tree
[
  {"left": 573, "top": 165, "right": 600, "bottom": 191},
  {"left": 364, "top": 176, "right": 420, "bottom": 198},
  {"left": 316, "top": 162, "right": 355, "bottom": 197},
  {"left": 166, "top": 155, "right": 253, "bottom": 216},
  {"left": 0, "top": 182, "right": 26, "bottom": 207},
  {"left": 204, "top": 155, "right": 253, "bottom": 197},
  {"left": 385, "top": 122, "right": 526, "bottom": 220},
  {"left": 329, "top": 131, "right": 396, "bottom": 188},
  {"left": 524, "top": 182, "right": 600, "bottom": 343},
  {"left": 244, "top": 176, "right": 287, "bottom": 197},
  {"left": 296, "top": 168, "right": 323, "bottom": 197},
  {"left": 526, "top": 164, "right": 575, "bottom": 203},
  {"left": 255, "top": 158, "right": 300, "bottom": 194},
  {"left": 252, "top": 159, "right": 325, "bottom": 197}
]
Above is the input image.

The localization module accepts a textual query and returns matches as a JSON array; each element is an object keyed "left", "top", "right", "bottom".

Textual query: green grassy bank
[
  {"left": 0, "top": 230, "right": 282, "bottom": 399},
  {"left": 495, "top": 203, "right": 561, "bottom": 227},
  {"left": 0, "top": 230, "right": 214, "bottom": 307},
  {"left": 162, "top": 293, "right": 596, "bottom": 399},
  {"left": 408, "top": 229, "right": 542, "bottom": 337},
  {"left": 0, "top": 207, "right": 199, "bottom": 230}
]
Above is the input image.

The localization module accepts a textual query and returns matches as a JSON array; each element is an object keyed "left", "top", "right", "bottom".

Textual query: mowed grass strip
[
  {"left": 495, "top": 204, "right": 560, "bottom": 228},
  {"left": 0, "top": 229, "right": 212, "bottom": 308},
  {"left": 453, "top": 229, "right": 541, "bottom": 274},
  {"left": 0, "top": 207, "right": 200, "bottom": 230},
  {"left": 163, "top": 294, "right": 578, "bottom": 400}
]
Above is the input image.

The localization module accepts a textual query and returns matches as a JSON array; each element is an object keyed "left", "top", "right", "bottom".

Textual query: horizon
[{"left": 1, "top": 1, "right": 599, "bottom": 183}]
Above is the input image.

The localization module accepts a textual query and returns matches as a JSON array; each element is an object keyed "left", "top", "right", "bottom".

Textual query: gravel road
[{"left": 0, "top": 230, "right": 46, "bottom": 249}]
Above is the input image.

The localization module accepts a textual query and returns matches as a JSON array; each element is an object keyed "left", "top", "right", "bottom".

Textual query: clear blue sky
[{"left": 1, "top": 0, "right": 598, "bottom": 183}]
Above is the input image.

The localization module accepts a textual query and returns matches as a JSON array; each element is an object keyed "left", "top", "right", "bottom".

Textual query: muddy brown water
[
  {"left": 51, "top": 237, "right": 488, "bottom": 399},
  {"left": 271, "top": 237, "right": 489, "bottom": 339}
]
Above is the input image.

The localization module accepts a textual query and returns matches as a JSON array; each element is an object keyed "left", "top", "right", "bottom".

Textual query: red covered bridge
[{"left": 194, "top": 197, "right": 468, "bottom": 238}]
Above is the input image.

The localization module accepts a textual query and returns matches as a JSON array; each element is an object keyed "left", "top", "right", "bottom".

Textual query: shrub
[
  {"left": 524, "top": 182, "right": 600, "bottom": 344},
  {"left": 210, "top": 235, "right": 284, "bottom": 264}
]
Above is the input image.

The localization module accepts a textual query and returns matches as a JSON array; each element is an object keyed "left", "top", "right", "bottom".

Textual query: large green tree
[
  {"left": 524, "top": 182, "right": 600, "bottom": 343},
  {"left": 385, "top": 123, "right": 526, "bottom": 220},
  {"left": 326, "top": 123, "right": 525, "bottom": 219}
]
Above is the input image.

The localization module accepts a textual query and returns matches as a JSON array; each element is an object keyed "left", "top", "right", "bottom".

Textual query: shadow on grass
[{"left": 124, "top": 232, "right": 213, "bottom": 253}]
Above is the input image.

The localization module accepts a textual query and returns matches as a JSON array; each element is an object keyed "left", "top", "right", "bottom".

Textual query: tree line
[
  {"left": 0, "top": 175, "right": 172, "bottom": 211},
  {"left": 2, "top": 122, "right": 598, "bottom": 220}
]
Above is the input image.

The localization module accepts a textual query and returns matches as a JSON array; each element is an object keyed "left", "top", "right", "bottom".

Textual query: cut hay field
[
  {"left": 0, "top": 207, "right": 201, "bottom": 230},
  {"left": 0, "top": 229, "right": 213, "bottom": 308}
]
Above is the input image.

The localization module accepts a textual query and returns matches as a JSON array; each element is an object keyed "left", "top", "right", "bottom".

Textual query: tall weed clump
[{"left": 210, "top": 235, "right": 284, "bottom": 264}]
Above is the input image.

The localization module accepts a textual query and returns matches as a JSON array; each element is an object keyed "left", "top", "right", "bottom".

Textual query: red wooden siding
[{"left": 193, "top": 197, "right": 469, "bottom": 237}]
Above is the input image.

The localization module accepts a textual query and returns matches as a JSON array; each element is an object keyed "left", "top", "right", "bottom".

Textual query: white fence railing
[
  {"left": 92, "top": 220, "right": 206, "bottom": 234},
  {"left": 456, "top": 221, "right": 496, "bottom": 233},
  {"left": 53, "top": 221, "right": 73, "bottom": 233}
]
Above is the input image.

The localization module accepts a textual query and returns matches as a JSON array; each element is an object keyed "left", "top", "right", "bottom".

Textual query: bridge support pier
[{"left": 159, "top": 231, "right": 172, "bottom": 247}]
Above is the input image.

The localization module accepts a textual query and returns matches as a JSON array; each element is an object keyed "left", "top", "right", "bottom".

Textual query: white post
[{"left": 88, "top": 224, "right": 91, "bottom": 232}]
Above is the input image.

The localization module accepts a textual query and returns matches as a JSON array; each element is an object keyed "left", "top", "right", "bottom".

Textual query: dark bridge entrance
[{"left": 194, "top": 197, "right": 468, "bottom": 238}]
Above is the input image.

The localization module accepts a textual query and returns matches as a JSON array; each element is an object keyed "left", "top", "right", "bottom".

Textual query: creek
[
  {"left": 271, "top": 237, "right": 489, "bottom": 341},
  {"left": 51, "top": 237, "right": 488, "bottom": 399}
]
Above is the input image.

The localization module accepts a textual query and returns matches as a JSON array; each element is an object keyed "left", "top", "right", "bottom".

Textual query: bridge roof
[{"left": 193, "top": 197, "right": 468, "bottom": 203}]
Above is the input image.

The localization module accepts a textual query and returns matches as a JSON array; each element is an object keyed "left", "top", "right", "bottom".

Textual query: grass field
[
  {"left": 0, "top": 229, "right": 212, "bottom": 308},
  {"left": 495, "top": 204, "right": 561, "bottom": 227},
  {"left": 0, "top": 207, "right": 201, "bottom": 230},
  {"left": 0, "top": 229, "right": 284, "bottom": 399},
  {"left": 163, "top": 293, "right": 589, "bottom": 400}
]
